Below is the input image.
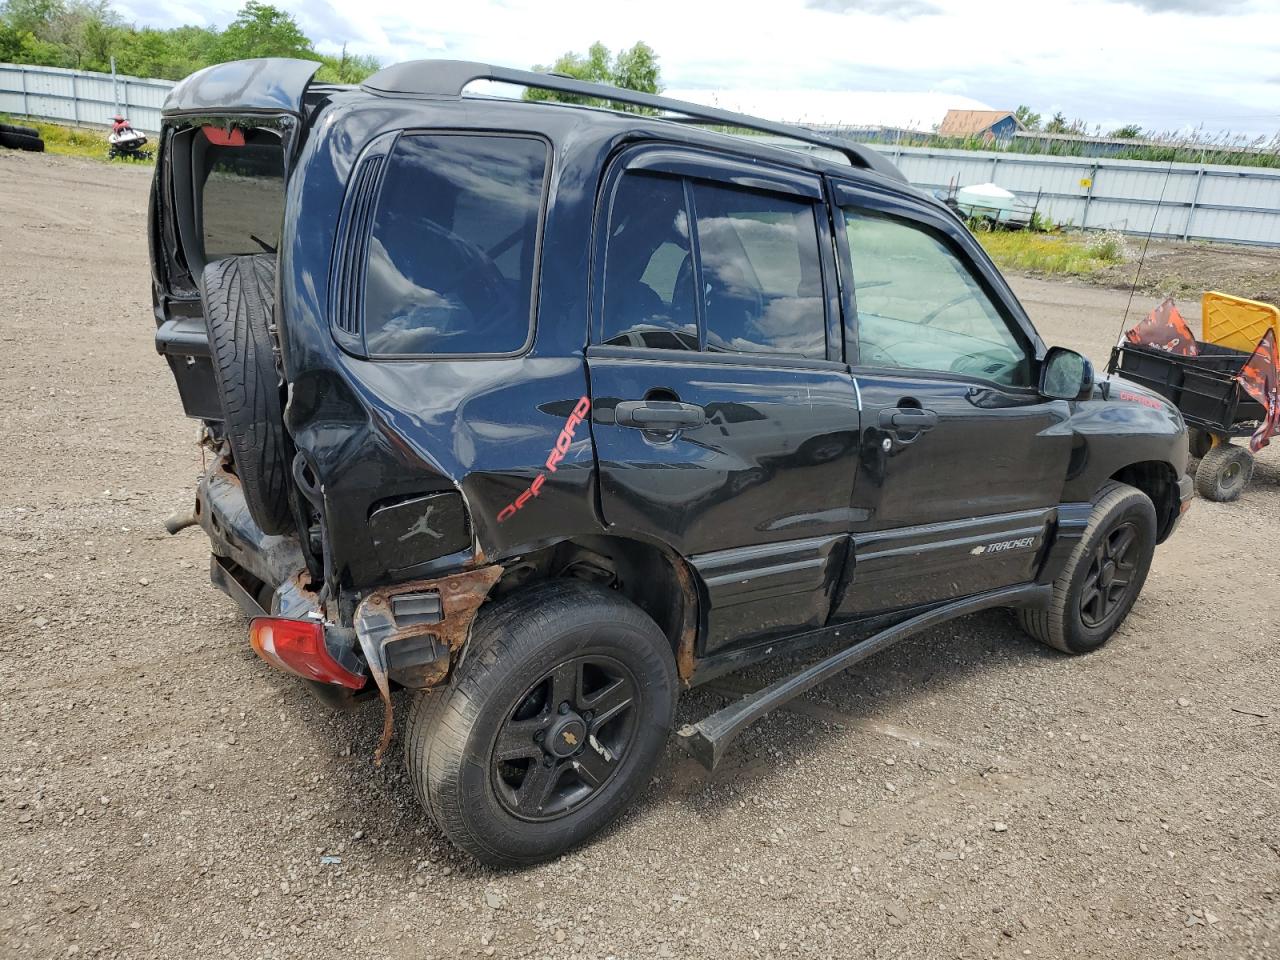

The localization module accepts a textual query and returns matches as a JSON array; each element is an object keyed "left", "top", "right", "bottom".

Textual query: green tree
[
  {"left": 525, "top": 41, "right": 662, "bottom": 113},
  {"left": 314, "top": 42, "right": 380, "bottom": 83},
  {"left": 1108, "top": 123, "right": 1143, "bottom": 139},
  {"left": 0, "top": 21, "right": 61, "bottom": 63},
  {"left": 1014, "top": 104, "right": 1041, "bottom": 131},
  {"left": 215, "top": 1, "right": 313, "bottom": 61},
  {"left": 1045, "top": 111, "right": 1069, "bottom": 134}
]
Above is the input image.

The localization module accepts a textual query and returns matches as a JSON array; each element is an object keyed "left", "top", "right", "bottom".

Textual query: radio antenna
[{"left": 1119, "top": 158, "right": 1178, "bottom": 334}]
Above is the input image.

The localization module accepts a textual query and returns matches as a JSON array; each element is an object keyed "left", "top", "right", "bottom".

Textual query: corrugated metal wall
[
  {"left": 0, "top": 62, "right": 172, "bottom": 133},
  {"left": 877, "top": 145, "right": 1280, "bottom": 246},
  {"left": 4, "top": 62, "right": 1279, "bottom": 247}
]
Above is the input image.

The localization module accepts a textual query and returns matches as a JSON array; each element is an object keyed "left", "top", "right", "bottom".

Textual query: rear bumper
[{"left": 195, "top": 459, "right": 316, "bottom": 617}]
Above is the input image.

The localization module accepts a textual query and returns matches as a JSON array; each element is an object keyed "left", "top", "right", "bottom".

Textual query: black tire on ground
[
  {"left": 0, "top": 131, "right": 45, "bottom": 152},
  {"left": 1193, "top": 443, "right": 1253, "bottom": 502},
  {"left": 200, "top": 255, "right": 294, "bottom": 536},
  {"left": 406, "top": 579, "right": 679, "bottom": 867},
  {"left": 0, "top": 122, "right": 40, "bottom": 138},
  {"left": 1017, "top": 481, "right": 1157, "bottom": 655},
  {"left": 1187, "top": 428, "right": 1214, "bottom": 461}
]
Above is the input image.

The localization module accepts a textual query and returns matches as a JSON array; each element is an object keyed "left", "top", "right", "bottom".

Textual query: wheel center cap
[
  {"left": 547, "top": 715, "right": 587, "bottom": 758},
  {"left": 1099, "top": 561, "right": 1115, "bottom": 587}
]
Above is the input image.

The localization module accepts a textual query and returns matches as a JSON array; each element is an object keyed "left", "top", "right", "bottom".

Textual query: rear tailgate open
[{"left": 151, "top": 58, "right": 322, "bottom": 421}]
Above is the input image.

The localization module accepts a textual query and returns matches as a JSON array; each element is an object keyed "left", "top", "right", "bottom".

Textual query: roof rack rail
[{"left": 361, "top": 59, "right": 905, "bottom": 183}]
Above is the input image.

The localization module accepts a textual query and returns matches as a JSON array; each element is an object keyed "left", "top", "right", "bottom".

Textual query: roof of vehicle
[{"left": 361, "top": 59, "right": 906, "bottom": 184}]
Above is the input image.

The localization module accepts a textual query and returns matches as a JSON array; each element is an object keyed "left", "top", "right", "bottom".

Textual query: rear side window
[
  {"left": 363, "top": 134, "right": 549, "bottom": 356},
  {"left": 200, "top": 128, "right": 285, "bottom": 259},
  {"left": 692, "top": 182, "right": 825, "bottom": 359},
  {"left": 600, "top": 170, "right": 828, "bottom": 360}
]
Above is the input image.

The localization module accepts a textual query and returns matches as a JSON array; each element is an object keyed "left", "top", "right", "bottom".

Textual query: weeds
[{"left": 977, "top": 230, "right": 1126, "bottom": 277}]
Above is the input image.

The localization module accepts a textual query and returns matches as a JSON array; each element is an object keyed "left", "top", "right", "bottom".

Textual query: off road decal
[
  {"left": 1117, "top": 389, "right": 1164, "bottom": 410},
  {"left": 970, "top": 536, "right": 1036, "bottom": 556},
  {"left": 497, "top": 396, "right": 591, "bottom": 523}
]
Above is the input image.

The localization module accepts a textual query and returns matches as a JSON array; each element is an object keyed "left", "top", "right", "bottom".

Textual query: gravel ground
[{"left": 1, "top": 150, "right": 1277, "bottom": 960}]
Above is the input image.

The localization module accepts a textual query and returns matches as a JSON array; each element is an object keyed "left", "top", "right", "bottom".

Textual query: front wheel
[
  {"left": 405, "top": 580, "right": 678, "bottom": 867},
  {"left": 1018, "top": 482, "right": 1156, "bottom": 654}
]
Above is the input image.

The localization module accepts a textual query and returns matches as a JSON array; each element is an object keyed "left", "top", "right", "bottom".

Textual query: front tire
[
  {"left": 1018, "top": 482, "right": 1156, "bottom": 654},
  {"left": 405, "top": 580, "right": 678, "bottom": 867}
]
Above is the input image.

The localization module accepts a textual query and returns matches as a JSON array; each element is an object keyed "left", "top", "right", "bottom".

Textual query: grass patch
[
  {"left": 976, "top": 229, "right": 1127, "bottom": 278},
  {"left": 1, "top": 115, "right": 153, "bottom": 164}
]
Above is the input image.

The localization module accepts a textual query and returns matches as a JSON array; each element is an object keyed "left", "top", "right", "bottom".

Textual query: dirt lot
[{"left": 1, "top": 151, "right": 1277, "bottom": 960}]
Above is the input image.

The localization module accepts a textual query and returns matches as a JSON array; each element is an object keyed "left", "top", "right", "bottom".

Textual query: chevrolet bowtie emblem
[{"left": 562, "top": 730, "right": 579, "bottom": 746}]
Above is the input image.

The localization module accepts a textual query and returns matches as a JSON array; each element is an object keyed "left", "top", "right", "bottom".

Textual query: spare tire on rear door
[{"left": 200, "top": 255, "right": 294, "bottom": 536}]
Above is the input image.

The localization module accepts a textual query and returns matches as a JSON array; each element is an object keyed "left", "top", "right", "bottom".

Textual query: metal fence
[
  {"left": 878, "top": 144, "right": 1280, "bottom": 247},
  {"left": 0, "top": 62, "right": 173, "bottom": 133},
  {"left": 4, "top": 61, "right": 1280, "bottom": 247}
]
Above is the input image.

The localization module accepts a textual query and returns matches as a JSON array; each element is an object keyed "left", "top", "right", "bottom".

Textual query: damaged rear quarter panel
[{"left": 278, "top": 96, "right": 614, "bottom": 593}]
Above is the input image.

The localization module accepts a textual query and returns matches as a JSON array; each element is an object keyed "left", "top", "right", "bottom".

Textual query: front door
[
  {"left": 587, "top": 151, "right": 860, "bottom": 652},
  {"left": 830, "top": 184, "right": 1073, "bottom": 616}
]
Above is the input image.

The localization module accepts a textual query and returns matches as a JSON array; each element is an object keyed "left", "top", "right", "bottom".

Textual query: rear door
[
  {"left": 152, "top": 60, "right": 320, "bottom": 421},
  {"left": 830, "top": 181, "right": 1073, "bottom": 617},
  {"left": 587, "top": 148, "right": 861, "bottom": 653}
]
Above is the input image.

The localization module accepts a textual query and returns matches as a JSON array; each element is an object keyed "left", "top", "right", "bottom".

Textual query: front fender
[{"left": 1059, "top": 383, "right": 1189, "bottom": 532}]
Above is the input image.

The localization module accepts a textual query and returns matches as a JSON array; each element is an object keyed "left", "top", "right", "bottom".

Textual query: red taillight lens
[{"left": 249, "top": 617, "right": 366, "bottom": 690}]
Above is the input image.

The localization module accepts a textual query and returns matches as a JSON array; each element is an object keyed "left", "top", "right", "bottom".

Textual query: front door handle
[
  {"left": 878, "top": 406, "right": 938, "bottom": 438},
  {"left": 615, "top": 400, "right": 706, "bottom": 430}
]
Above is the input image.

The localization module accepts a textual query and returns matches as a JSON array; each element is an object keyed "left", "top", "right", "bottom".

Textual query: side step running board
[{"left": 676, "top": 582, "right": 1050, "bottom": 770}]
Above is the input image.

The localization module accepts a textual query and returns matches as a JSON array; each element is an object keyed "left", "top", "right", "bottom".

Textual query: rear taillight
[{"left": 249, "top": 617, "right": 366, "bottom": 689}]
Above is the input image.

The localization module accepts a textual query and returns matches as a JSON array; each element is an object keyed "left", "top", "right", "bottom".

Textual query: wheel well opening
[
  {"left": 1111, "top": 461, "right": 1178, "bottom": 541},
  {"left": 492, "top": 536, "right": 700, "bottom": 677}
]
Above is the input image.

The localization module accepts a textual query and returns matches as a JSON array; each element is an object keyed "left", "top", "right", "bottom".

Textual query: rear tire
[
  {"left": 405, "top": 580, "right": 678, "bottom": 867},
  {"left": 200, "top": 255, "right": 293, "bottom": 535},
  {"left": 1194, "top": 443, "right": 1252, "bottom": 502},
  {"left": 1017, "top": 482, "right": 1156, "bottom": 654}
]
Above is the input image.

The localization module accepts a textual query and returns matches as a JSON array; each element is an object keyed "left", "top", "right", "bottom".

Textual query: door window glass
[
  {"left": 692, "top": 182, "right": 826, "bottom": 360},
  {"left": 363, "top": 134, "right": 547, "bottom": 356},
  {"left": 200, "top": 128, "right": 284, "bottom": 259},
  {"left": 601, "top": 173, "right": 699, "bottom": 350},
  {"left": 844, "top": 209, "right": 1032, "bottom": 386}
]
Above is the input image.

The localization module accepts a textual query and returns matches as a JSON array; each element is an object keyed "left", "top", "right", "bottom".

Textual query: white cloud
[{"left": 120, "top": 0, "right": 1280, "bottom": 137}]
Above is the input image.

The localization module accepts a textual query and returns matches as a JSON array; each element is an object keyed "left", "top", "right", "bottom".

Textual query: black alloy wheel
[
  {"left": 491, "top": 655, "right": 639, "bottom": 820},
  {"left": 404, "top": 579, "right": 678, "bottom": 866},
  {"left": 1078, "top": 520, "right": 1139, "bottom": 628}
]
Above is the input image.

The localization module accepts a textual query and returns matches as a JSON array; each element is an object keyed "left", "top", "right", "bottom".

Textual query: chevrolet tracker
[{"left": 150, "top": 57, "right": 1192, "bottom": 866}]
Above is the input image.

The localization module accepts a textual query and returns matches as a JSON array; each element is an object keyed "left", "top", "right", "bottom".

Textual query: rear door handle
[
  {"left": 878, "top": 407, "right": 938, "bottom": 437},
  {"left": 615, "top": 400, "right": 706, "bottom": 429}
]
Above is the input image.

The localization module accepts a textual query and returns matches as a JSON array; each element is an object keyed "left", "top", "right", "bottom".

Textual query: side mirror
[{"left": 1040, "top": 347, "right": 1094, "bottom": 401}]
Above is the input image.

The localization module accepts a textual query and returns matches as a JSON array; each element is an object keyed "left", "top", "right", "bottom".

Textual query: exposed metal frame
[{"left": 360, "top": 59, "right": 905, "bottom": 183}]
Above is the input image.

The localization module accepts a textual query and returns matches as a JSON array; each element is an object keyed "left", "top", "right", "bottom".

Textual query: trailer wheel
[
  {"left": 1194, "top": 443, "right": 1253, "bottom": 502},
  {"left": 1187, "top": 428, "right": 1213, "bottom": 460},
  {"left": 405, "top": 580, "right": 677, "bottom": 867},
  {"left": 1017, "top": 481, "right": 1156, "bottom": 655}
]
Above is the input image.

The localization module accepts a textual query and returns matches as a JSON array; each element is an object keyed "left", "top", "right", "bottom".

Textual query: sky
[{"left": 112, "top": 0, "right": 1280, "bottom": 138}]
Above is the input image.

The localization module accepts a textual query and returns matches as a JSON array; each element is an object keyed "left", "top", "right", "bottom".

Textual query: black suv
[{"left": 150, "top": 57, "right": 1192, "bottom": 866}]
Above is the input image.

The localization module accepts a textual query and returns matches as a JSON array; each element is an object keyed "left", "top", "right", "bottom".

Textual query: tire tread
[{"left": 200, "top": 255, "right": 292, "bottom": 535}]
